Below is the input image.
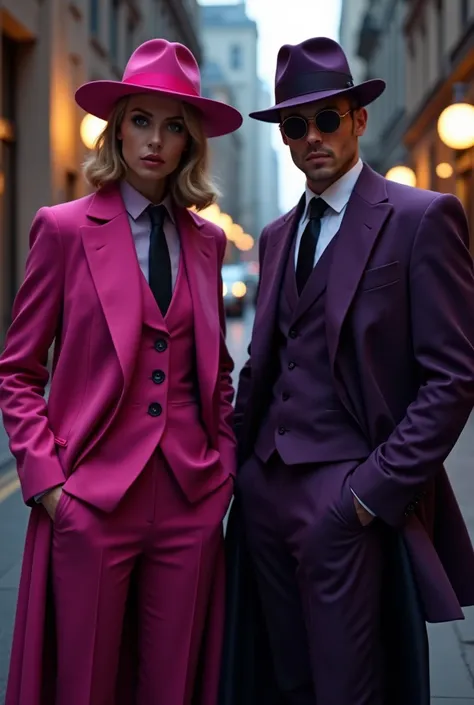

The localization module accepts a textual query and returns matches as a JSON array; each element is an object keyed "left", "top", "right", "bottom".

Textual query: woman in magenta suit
[{"left": 0, "top": 38, "right": 242, "bottom": 705}]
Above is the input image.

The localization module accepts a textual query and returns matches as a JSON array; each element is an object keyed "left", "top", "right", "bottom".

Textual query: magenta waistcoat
[{"left": 65, "top": 254, "right": 220, "bottom": 512}]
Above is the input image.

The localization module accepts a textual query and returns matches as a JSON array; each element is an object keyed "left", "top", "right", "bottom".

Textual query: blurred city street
[{"left": 0, "top": 308, "right": 473, "bottom": 703}]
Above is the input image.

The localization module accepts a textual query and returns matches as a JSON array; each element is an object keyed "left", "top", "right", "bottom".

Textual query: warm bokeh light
[
  {"left": 231, "top": 281, "right": 247, "bottom": 298},
  {"left": 385, "top": 165, "right": 417, "bottom": 187},
  {"left": 193, "top": 203, "right": 255, "bottom": 252},
  {"left": 436, "top": 162, "right": 454, "bottom": 179},
  {"left": 80, "top": 114, "right": 107, "bottom": 149},
  {"left": 234, "top": 233, "right": 255, "bottom": 251},
  {"left": 228, "top": 223, "right": 244, "bottom": 242},
  {"left": 437, "top": 103, "right": 474, "bottom": 150}
]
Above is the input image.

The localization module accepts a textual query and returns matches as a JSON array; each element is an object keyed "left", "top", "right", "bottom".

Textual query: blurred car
[{"left": 222, "top": 263, "right": 248, "bottom": 317}]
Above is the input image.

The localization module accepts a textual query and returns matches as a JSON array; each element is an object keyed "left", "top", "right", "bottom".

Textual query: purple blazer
[{"left": 235, "top": 163, "right": 474, "bottom": 622}]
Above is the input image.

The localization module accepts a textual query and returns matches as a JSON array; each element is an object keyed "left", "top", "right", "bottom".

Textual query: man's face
[{"left": 280, "top": 96, "right": 368, "bottom": 193}]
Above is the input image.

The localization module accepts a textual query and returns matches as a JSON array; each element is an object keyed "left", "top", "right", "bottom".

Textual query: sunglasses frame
[{"left": 280, "top": 108, "right": 352, "bottom": 140}]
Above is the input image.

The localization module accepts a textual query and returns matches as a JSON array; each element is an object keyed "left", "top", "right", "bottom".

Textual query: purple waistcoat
[
  {"left": 254, "top": 231, "right": 370, "bottom": 466},
  {"left": 65, "top": 254, "right": 219, "bottom": 512}
]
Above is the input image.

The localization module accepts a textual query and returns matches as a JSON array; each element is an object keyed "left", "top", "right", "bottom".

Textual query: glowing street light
[
  {"left": 385, "top": 165, "right": 417, "bottom": 187},
  {"left": 80, "top": 114, "right": 107, "bottom": 149},
  {"left": 437, "top": 102, "right": 474, "bottom": 150}
]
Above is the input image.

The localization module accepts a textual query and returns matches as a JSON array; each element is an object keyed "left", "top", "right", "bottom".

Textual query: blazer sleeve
[
  {"left": 0, "top": 207, "right": 67, "bottom": 504},
  {"left": 350, "top": 194, "right": 474, "bottom": 527},
  {"left": 215, "top": 230, "right": 237, "bottom": 478}
]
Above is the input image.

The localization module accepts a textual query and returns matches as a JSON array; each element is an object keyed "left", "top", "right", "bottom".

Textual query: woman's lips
[{"left": 141, "top": 155, "right": 165, "bottom": 165}]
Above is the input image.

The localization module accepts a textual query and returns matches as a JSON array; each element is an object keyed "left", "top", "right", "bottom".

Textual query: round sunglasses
[{"left": 281, "top": 108, "right": 352, "bottom": 140}]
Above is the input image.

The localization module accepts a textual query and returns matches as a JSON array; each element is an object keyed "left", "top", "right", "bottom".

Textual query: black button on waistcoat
[
  {"left": 148, "top": 403, "right": 163, "bottom": 417},
  {"left": 154, "top": 338, "right": 168, "bottom": 353},
  {"left": 152, "top": 370, "right": 165, "bottom": 384}
]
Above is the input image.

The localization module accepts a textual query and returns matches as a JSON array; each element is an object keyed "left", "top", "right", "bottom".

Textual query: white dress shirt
[
  {"left": 294, "top": 158, "right": 364, "bottom": 268},
  {"left": 120, "top": 180, "right": 181, "bottom": 289}
]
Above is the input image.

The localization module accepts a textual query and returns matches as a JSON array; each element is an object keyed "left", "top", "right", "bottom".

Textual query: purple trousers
[{"left": 238, "top": 453, "right": 385, "bottom": 705}]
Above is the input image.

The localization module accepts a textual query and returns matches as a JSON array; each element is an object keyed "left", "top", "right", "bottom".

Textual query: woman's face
[{"left": 117, "top": 93, "right": 190, "bottom": 202}]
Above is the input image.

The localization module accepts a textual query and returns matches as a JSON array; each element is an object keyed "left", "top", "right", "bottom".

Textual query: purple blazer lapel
[
  {"left": 326, "top": 165, "right": 393, "bottom": 376},
  {"left": 252, "top": 197, "right": 304, "bottom": 370}
]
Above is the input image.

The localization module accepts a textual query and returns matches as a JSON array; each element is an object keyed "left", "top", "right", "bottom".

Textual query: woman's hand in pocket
[{"left": 40, "top": 485, "right": 64, "bottom": 521}]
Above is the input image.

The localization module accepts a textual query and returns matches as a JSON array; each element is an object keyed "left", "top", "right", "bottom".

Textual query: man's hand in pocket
[{"left": 353, "top": 495, "right": 375, "bottom": 527}]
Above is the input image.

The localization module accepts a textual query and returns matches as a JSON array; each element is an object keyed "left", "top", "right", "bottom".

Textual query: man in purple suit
[{"left": 233, "top": 37, "right": 474, "bottom": 704}]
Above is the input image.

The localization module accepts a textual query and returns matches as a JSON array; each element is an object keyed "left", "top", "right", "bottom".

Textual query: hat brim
[
  {"left": 75, "top": 80, "right": 243, "bottom": 138},
  {"left": 248, "top": 79, "right": 386, "bottom": 123}
]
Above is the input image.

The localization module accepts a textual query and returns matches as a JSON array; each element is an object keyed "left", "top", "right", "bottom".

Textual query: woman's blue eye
[
  {"left": 168, "top": 122, "right": 184, "bottom": 133},
  {"left": 132, "top": 115, "right": 148, "bottom": 127}
]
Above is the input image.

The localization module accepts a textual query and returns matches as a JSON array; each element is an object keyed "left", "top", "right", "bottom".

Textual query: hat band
[
  {"left": 122, "top": 72, "right": 200, "bottom": 97},
  {"left": 275, "top": 71, "right": 354, "bottom": 104}
]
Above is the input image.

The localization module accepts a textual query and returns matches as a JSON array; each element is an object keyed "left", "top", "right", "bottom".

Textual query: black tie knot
[
  {"left": 148, "top": 204, "right": 167, "bottom": 228},
  {"left": 309, "top": 197, "right": 328, "bottom": 221}
]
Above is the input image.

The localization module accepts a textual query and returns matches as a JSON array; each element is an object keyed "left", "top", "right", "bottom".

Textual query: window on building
[
  {"left": 65, "top": 172, "right": 78, "bottom": 203},
  {"left": 90, "top": 0, "right": 100, "bottom": 36},
  {"left": 126, "top": 17, "right": 136, "bottom": 59},
  {"left": 429, "top": 139, "right": 437, "bottom": 191},
  {"left": 152, "top": 0, "right": 160, "bottom": 33},
  {"left": 110, "top": 0, "right": 120, "bottom": 64},
  {"left": 229, "top": 44, "right": 242, "bottom": 70},
  {"left": 0, "top": 35, "right": 17, "bottom": 338},
  {"left": 437, "top": 0, "right": 444, "bottom": 72}
]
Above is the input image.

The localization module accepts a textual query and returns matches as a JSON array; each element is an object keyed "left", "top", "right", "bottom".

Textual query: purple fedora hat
[{"left": 250, "top": 37, "right": 385, "bottom": 123}]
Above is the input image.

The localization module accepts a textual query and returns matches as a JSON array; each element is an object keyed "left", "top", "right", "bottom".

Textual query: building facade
[
  {"left": 340, "top": 0, "right": 408, "bottom": 175},
  {"left": 200, "top": 2, "right": 261, "bottom": 239},
  {"left": 0, "top": 0, "right": 202, "bottom": 342},
  {"left": 255, "top": 80, "right": 280, "bottom": 232},
  {"left": 403, "top": 0, "right": 474, "bottom": 243},
  {"left": 201, "top": 59, "right": 242, "bottom": 225},
  {"left": 339, "top": 0, "right": 369, "bottom": 89}
]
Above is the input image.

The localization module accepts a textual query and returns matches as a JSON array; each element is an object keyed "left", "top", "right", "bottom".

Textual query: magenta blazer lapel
[{"left": 80, "top": 184, "right": 143, "bottom": 389}]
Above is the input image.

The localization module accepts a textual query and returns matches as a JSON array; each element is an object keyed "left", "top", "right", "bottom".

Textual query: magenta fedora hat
[
  {"left": 249, "top": 36, "right": 385, "bottom": 123},
  {"left": 75, "top": 39, "right": 242, "bottom": 138}
]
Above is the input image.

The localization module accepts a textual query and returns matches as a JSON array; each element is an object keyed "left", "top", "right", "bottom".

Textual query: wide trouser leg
[
  {"left": 50, "top": 465, "right": 153, "bottom": 705},
  {"left": 51, "top": 454, "right": 232, "bottom": 705},
  {"left": 239, "top": 454, "right": 384, "bottom": 705},
  {"left": 136, "top": 459, "right": 233, "bottom": 705}
]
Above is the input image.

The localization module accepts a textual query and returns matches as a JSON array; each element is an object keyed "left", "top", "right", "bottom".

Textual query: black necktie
[
  {"left": 295, "top": 197, "right": 328, "bottom": 294},
  {"left": 148, "top": 204, "right": 172, "bottom": 315}
]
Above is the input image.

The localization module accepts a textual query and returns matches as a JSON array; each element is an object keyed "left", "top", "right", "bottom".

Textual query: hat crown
[
  {"left": 122, "top": 38, "right": 201, "bottom": 94},
  {"left": 275, "top": 37, "right": 352, "bottom": 90},
  {"left": 248, "top": 35, "right": 385, "bottom": 123}
]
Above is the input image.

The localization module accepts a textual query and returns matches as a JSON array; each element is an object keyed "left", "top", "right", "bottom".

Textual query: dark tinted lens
[
  {"left": 282, "top": 116, "right": 307, "bottom": 140},
  {"left": 315, "top": 110, "right": 341, "bottom": 133}
]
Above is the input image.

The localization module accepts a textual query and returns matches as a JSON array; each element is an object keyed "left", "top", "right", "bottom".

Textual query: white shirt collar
[
  {"left": 120, "top": 180, "right": 175, "bottom": 225},
  {"left": 303, "top": 158, "right": 363, "bottom": 218}
]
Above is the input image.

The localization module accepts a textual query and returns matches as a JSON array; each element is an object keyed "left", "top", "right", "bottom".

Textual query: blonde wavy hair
[{"left": 82, "top": 96, "right": 219, "bottom": 209}]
